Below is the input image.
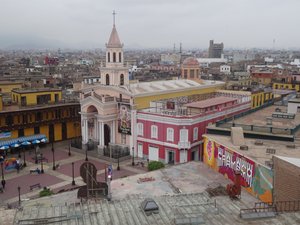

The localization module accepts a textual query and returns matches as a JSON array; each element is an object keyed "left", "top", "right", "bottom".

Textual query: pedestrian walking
[
  {"left": 1, "top": 179, "right": 6, "bottom": 189},
  {"left": 16, "top": 159, "right": 20, "bottom": 173}
]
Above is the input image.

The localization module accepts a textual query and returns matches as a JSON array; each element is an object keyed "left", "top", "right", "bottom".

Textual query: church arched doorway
[{"left": 104, "top": 124, "right": 110, "bottom": 146}]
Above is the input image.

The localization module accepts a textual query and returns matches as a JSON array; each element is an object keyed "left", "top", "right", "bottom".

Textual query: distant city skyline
[{"left": 0, "top": 0, "right": 300, "bottom": 50}]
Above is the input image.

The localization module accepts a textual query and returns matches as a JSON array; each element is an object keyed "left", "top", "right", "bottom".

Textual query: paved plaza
[{"left": 0, "top": 141, "right": 147, "bottom": 206}]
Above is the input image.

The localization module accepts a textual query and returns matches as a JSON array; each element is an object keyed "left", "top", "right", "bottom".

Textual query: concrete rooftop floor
[
  {"left": 10, "top": 162, "right": 300, "bottom": 225},
  {"left": 204, "top": 134, "right": 300, "bottom": 166}
]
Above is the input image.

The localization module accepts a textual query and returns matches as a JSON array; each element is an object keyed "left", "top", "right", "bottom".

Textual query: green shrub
[
  {"left": 148, "top": 161, "right": 165, "bottom": 171},
  {"left": 39, "top": 188, "right": 53, "bottom": 197}
]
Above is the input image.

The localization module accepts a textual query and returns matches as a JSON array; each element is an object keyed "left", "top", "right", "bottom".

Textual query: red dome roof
[{"left": 182, "top": 57, "right": 199, "bottom": 66}]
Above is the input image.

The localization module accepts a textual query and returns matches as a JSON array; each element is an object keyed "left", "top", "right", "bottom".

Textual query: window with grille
[
  {"left": 193, "top": 127, "right": 198, "bottom": 141},
  {"left": 137, "top": 123, "right": 144, "bottom": 136},
  {"left": 151, "top": 125, "right": 158, "bottom": 139},
  {"left": 166, "top": 128, "right": 174, "bottom": 142}
]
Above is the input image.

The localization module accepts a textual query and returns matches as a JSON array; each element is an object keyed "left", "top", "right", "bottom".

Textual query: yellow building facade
[
  {"left": 0, "top": 82, "right": 23, "bottom": 94},
  {"left": 273, "top": 82, "right": 300, "bottom": 92},
  {"left": 0, "top": 103, "right": 81, "bottom": 142},
  {"left": 11, "top": 88, "right": 62, "bottom": 106},
  {"left": 134, "top": 85, "right": 223, "bottom": 109},
  {"left": 251, "top": 90, "right": 273, "bottom": 108}
]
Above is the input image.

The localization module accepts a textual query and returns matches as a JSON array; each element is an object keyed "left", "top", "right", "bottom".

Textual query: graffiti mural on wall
[
  {"left": 203, "top": 136, "right": 273, "bottom": 202},
  {"left": 216, "top": 144, "right": 255, "bottom": 187}
]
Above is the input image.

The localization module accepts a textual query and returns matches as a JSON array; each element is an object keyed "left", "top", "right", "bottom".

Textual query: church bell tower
[{"left": 100, "top": 11, "right": 129, "bottom": 86}]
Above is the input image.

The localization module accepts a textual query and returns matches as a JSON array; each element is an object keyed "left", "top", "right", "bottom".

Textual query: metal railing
[
  {"left": 240, "top": 206, "right": 277, "bottom": 218},
  {"left": 103, "top": 145, "right": 130, "bottom": 159},
  {"left": 255, "top": 200, "right": 300, "bottom": 212},
  {"left": 216, "top": 100, "right": 274, "bottom": 127}
]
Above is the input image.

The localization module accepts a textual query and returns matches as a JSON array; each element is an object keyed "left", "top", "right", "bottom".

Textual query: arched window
[
  {"left": 107, "top": 52, "right": 110, "bottom": 63},
  {"left": 106, "top": 74, "right": 110, "bottom": 85},
  {"left": 119, "top": 52, "right": 122, "bottom": 62},
  {"left": 120, "top": 74, "right": 124, "bottom": 85},
  {"left": 113, "top": 52, "right": 116, "bottom": 62}
]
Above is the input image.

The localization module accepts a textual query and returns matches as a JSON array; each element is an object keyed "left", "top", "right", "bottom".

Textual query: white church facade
[{"left": 79, "top": 16, "right": 225, "bottom": 160}]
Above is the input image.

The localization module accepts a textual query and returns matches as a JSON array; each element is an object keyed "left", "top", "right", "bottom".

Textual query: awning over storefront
[{"left": 0, "top": 134, "right": 47, "bottom": 147}]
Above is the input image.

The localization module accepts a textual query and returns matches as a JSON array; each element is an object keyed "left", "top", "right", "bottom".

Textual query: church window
[
  {"left": 120, "top": 74, "right": 124, "bottom": 85},
  {"left": 113, "top": 52, "right": 116, "bottom": 62},
  {"left": 119, "top": 52, "right": 122, "bottom": 62},
  {"left": 108, "top": 52, "right": 110, "bottom": 63},
  {"left": 106, "top": 74, "right": 110, "bottom": 85}
]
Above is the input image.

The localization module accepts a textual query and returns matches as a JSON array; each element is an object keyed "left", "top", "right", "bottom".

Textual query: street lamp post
[
  {"left": 18, "top": 186, "right": 21, "bottom": 206},
  {"left": 104, "top": 165, "right": 107, "bottom": 182},
  {"left": 85, "top": 148, "right": 88, "bottom": 161},
  {"left": 35, "top": 145, "right": 38, "bottom": 164},
  {"left": 23, "top": 147, "right": 27, "bottom": 167},
  {"left": 52, "top": 142, "right": 55, "bottom": 170},
  {"left": 1, "top": 162, "right": 5, "bottom": 189},
  {"left": 40, "top": 153, "right": 44, "bottom": 174},
  {"left": 117, "top": 148, "right": 120, "bottom": 171},
  {"left": 71, "top": 162, "right": 75, "bottom": 185},
  {"left": 132, "top": 147, "right": 135, "bottom": 166},
  {"left": 68, "top": 141, "right": 71, "bottom": 156}
]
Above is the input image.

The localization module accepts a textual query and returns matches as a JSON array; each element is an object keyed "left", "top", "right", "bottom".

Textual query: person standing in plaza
[
  {"left": 1, "top": 179, "right": 6, "bottom": 189},
  {"left": 16, "top": 158, "right": 20, "bottom": 173}
]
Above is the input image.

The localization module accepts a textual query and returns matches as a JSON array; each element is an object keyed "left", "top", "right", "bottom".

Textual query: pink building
[{"left": 136, "top": 96, "right": 251, "bottom": 164}]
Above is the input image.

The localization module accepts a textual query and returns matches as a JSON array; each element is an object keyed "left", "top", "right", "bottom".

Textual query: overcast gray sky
[{"left": 0, "top": 0, "right": 300, "bottom": 49}]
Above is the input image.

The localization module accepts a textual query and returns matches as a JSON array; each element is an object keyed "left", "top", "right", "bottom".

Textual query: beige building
[{"left": 181, "top": 57, "right": 201, "bottom": 81}]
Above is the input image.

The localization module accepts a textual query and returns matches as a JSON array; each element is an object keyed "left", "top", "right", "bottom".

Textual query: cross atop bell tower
[{"left": 113, "top": 10, "right": 116, "bottom": 26}]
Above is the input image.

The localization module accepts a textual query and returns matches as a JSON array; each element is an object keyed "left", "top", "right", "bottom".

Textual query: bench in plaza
[
  {"left": 30, "top": 169, "right": 41, "bottom": 174},
  {"left": 30, "top": 183, "right": 41, "bottom": 191}
]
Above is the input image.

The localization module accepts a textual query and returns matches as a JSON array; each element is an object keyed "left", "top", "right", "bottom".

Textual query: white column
[
  {"left": 101, "top": 122, "right": 104, "bottom": 146},
  {"left": 130, "top": 109, "right": 137, "bottom": 156},
  {"left": 98, "top": 121, "right": 102, "bottom": 146},
  {"left": 94, "top": 118, "right": 98, "bottom": 141},
  {"left": 111, "top": 120, "right": 116, "bottom": 143},
  {"left": 83, "top": 119, "right": 88, "bottom": 144},
  {"left": 81, "top": 119, "right": 86, "bottom": 144},
  {"left": 96, "top": 119, "right": 99, "bottom": 142},
  {"left": 110, "top": 121, "right": 113, "bottom": 144}
]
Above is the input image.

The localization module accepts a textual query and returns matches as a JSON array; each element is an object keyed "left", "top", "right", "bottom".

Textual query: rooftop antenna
[
  {"left": 179, "top": 42, "right": 182, "bottom": 54},
  {"left": 273, "top": 39, "right": 276, "bottom": 50},
  {"left": 173, "top": 43, "right": 176, "bottom": 53},
  {"left": 113, "top": 10, "right": 116, "bottom": 26}
]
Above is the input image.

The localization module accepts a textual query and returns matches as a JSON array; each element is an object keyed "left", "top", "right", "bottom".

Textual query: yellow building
[
  {"left": 0, "top": 103, "right": 80, "bottom": 142},
  {"left": 132, "top": 80, "right": 224, "bottom": 109},
  {"left": 251, "top": 90, "right": 273, "bottom": 108},
  {"left": 273, "top": 82, "right": 300, "bottom": 92},
  {"left": 0, "top": 88, "right": 80, "bottom": 142},
  {"left": 12, "top": 88, "right": 62, "bottom": 106},
  {"left": 251, "top": 71, "right": 273, "bottom": 86},
  {"left": 0, "top": 82, "right": 23, "bottom": 94}
]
